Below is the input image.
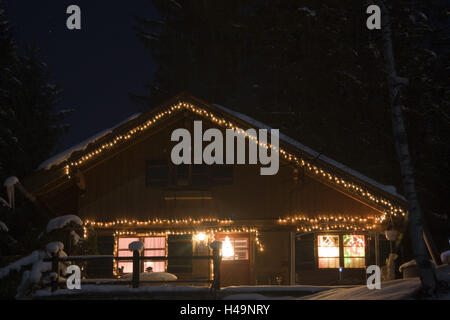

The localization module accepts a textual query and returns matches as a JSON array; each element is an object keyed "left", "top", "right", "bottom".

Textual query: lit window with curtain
[
  {"left": 143, "top": 237, "right": 166, "bottom": 272},
  {"left": 317, "top": 235, "right": 340, "bottom": 268},
  {"left": 117, "top": 237, "right": 139, "bottom": 273},
  {"left": 117, "top": 236, "right": 167, "bottom": 274},
  {"left": 343, "top": 234, "right": 366, "bottom": 268}
]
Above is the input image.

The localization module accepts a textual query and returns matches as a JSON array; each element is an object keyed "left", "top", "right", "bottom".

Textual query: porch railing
[{"left": 43, "top": 245, "right": 222, "bottom": 294}]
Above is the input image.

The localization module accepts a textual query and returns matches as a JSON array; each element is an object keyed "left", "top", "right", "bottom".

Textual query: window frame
[
  {"left": 116, "top": 236, "right": 167, "bottom": 274},
  {"left": 215, "top": 233, "right": 250, "bottom": 262},
  {"left": 315, "top": 232, "right": 367, "bottom": 270}
]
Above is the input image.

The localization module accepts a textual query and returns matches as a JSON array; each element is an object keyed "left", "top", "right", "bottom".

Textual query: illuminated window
[
  {"left": 217, "top": 235, "right": 249, "bottom": 261},
  {"left": 343, "top": 235, "right": 366, "bottom": 268},
  {"left": 117, "top": 236, "right": 167, "bottom": 274},
  {"left": 143, "top": 237, "right": 166, "bottom": 272},
  {"left": 317, "top": 235, "right": 340, "bottom": 268},
  {"left": 117, "top": 237, "right": 139, "bottom": 273}
]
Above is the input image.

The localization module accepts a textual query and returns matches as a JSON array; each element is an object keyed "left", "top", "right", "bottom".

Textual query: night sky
[{"left": 4, "top": 1, "right": 158, "bottom": 151}]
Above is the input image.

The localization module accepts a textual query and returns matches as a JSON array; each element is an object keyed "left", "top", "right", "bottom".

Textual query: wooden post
[
  {"left": 132, "top": 250, "right": 140, "bottom": 288},
  {"left": 375, "top": 232, "right": 380, "bottom": 266},
  {"left": 290, "top": 232, "right": 296, "bottom": 285},
  {"left": 51, "top": 253, "right": 59, "bottom": 292},
  {"left": 210, "top": 241, "right": 222, "bottom": 296}
]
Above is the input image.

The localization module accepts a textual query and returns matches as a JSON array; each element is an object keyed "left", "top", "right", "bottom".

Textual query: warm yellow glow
[
  {"left": 195, "top": 232, "right": 207, "bottom": 242},
  {"left": 317, "top": 235, "right": 340, "bottom": 258},
  {"left": 221, "top": 236, "right": 234, "bottom": 258},
  {"left": 318, "top": 246, "right": 340, "bottom": 258}
]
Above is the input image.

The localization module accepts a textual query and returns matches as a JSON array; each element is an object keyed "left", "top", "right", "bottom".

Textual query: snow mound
[
  {"left": 46, "top": 215, "right": 83, "bottom": 233},
  {"left": 0, "top": 220, "right": 8, "bottom": 232},
  {"left": 441, "top": 250, "right": 450, "bottom": 264},
  {"left": 3, "top": 176, "right": 19, "bottom": 186},
  {"left": 46, "top": 242, "right": 64, "bottom": 255},
  {"left": 300, "top": 278, "right": 421, "bottom": 300},
  {"left": 128, "top": 241, "right": 144, "bottom": 252},
  {"left": 121, "top": 272, "right": 178, "bottom": 282}
]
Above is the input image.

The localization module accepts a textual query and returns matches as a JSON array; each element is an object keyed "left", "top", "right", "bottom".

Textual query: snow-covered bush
[
  {"left": 0, "top": 214, "right": 85, "bottom": 298},
  {"left": 2, "top": 241, "right": 73, "bottom": 298},
  {"left": 40, "top": 215, "right": 84, "bottom": 256},
  {"left": 441, "top": 250, "right": 450, "bottom": 265}
]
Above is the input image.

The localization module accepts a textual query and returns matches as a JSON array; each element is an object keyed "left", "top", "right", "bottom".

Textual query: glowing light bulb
[{"left": 195, "top": 232, "right": 206, "bottom": 242}]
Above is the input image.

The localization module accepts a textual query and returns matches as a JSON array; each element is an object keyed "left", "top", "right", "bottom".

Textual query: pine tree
[
  {"left": 0, "top": 4, "right": 68, "bottom": 183},
  {"left": 0, "top": 2, "right": 70, "bottom": 255}
]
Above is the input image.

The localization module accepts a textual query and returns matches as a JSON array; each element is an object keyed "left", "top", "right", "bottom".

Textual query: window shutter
[
  {"left": 295, "top": 233, "right": 315, "bottom": 270},
  {"left": 167, "top": 234, "right": 193, "bottom": 273},
  {"left": 87, "top": 235, "right": 114, "bottom": 278}
]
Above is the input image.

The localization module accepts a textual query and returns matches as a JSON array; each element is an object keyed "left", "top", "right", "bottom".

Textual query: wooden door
[{"left": 216, "top": 233, "right": 251, "bottom": 286}]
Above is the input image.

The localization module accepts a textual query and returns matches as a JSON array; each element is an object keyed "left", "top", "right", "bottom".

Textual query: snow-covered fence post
[
  {"left": 210, "top": 241, "right": 222, "bottom": 295},
  {"left": 132, "top": 250, "right": 140, "bottom": 288},
  {"left": 128, "top": 241, "right": 144, "bottom": 289},
  {"left": 51, "top": 253, "right": 59, "bottom": 292}
]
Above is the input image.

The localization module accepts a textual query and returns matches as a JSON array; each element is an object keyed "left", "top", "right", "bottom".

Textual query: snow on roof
[
  {"left": 46, "top": 215, "right": 83, "bottom": 233},
  {"left": 3, "top": 176, "right": 19, "bottom": 187},
  {"left": 0, "top": 220, "right": 8, "bottom": 232},
  {"left": 37, "top": 113, "right": 141, "bottom": 170},
  {"left": 212, "top": 103, "right": 405, "bottom": 201}
]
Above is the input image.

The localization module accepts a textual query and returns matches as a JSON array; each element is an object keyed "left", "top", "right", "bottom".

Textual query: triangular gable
[{"left": 25, "top": 93, "right": 407, "bottom": 218}]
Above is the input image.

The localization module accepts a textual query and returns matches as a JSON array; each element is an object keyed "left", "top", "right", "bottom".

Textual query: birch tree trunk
[{"left": 377, "top": 0, "right": 437, "bottom": 296}]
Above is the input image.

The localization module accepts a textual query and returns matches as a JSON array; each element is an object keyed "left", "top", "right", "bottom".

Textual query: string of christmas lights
[
  {"left": 84, "top": 218, "right": 233, "bottom": 228},
  {"left": 60, "top": 100, "right": 406, "bottom": 218},
  {"left": 279, "top": 215, "right": 384, "bottom": 232},
  {"left": 110, "top": 226, "right": 263, "bottom": 275}
]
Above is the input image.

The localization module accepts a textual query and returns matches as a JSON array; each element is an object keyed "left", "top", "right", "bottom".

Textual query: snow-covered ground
[
  {"left": 34, "top": 285, "right": 211, "bottom": 299},
  {"left": 29, "top": 277, "right": 450, "bottom": 300},
  {"left": 298, "top": 278, "right": 422, "bottom": 300}
]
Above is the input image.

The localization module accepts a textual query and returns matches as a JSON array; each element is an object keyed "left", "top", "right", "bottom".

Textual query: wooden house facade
[{"left": 23, "top": 94, "right": 407, "bottom": 286}]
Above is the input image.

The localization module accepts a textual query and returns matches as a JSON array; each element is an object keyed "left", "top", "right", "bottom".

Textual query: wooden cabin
[{"left": 23, "top": 93, "right": 407, "bottom": 286}]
